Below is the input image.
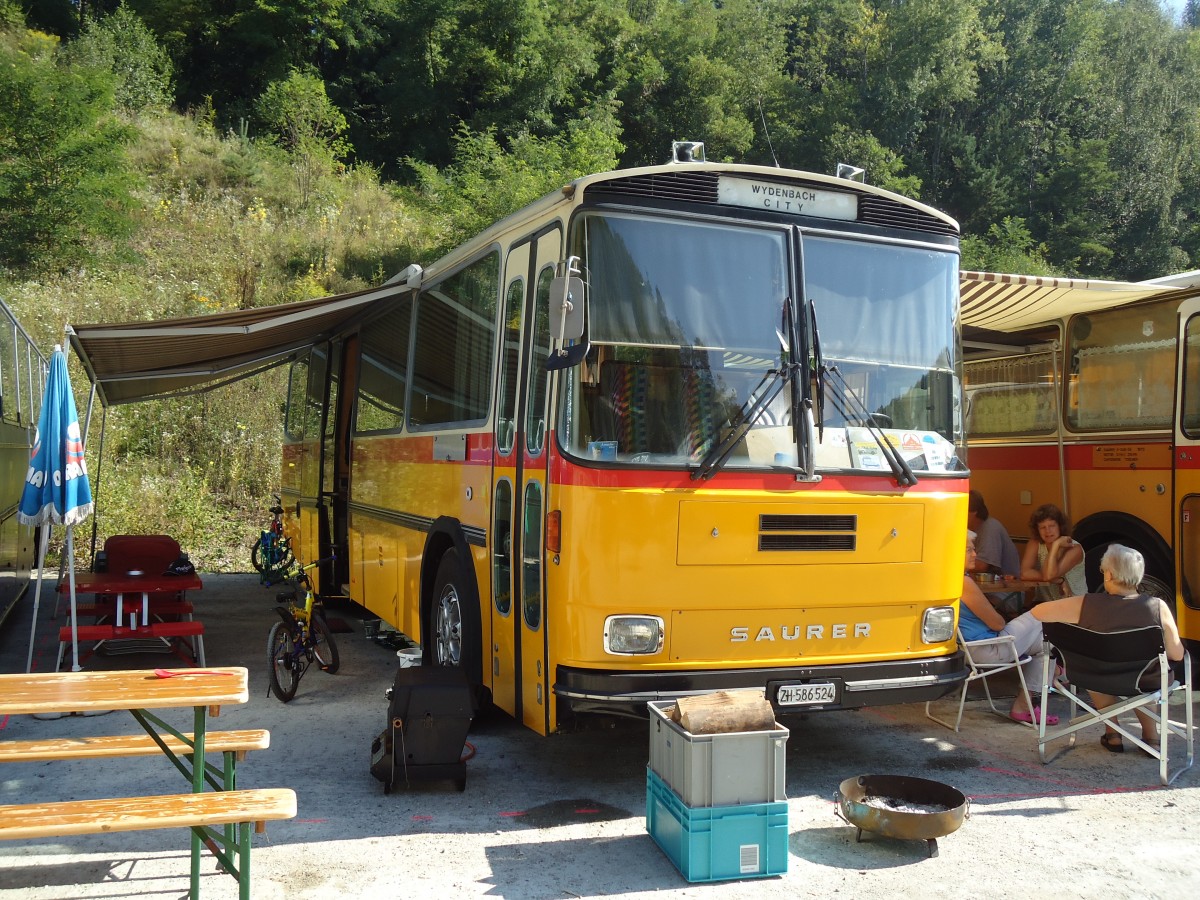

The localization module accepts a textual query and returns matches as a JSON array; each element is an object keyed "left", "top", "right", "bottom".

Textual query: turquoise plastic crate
[{"left": 645, "top": 768, "right": 788, "bottom": 882}]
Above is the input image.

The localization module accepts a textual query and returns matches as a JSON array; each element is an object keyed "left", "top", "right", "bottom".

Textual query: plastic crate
[
  {"left": 645, "top": 768, "right": 788, "bottom": 882},
  {"left": 647, "top": 699, "right": 788, "bottom": 807}
]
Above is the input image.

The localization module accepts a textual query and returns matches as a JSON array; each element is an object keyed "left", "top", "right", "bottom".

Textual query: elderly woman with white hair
[{"left": 1031, "top": 543, "right": 1184, "bottom": 753}]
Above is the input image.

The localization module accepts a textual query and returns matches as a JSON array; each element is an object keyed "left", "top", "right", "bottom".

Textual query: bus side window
[
  {"left": 525, "top": 267, "right": 552, "bottom": 454},
  {"left": 285, "top": 355, "right": 310, "bottom": 439},
  {"left": 410, "top": 252, "right": 499, "bottom": 427},
  {"left": 354, "top": 299, "right": 410, "bottom": 434}
]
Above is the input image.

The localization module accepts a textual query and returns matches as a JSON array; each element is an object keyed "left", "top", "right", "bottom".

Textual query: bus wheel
[{"left": 430, "top": 549, "right": 482, "bottom": 687}]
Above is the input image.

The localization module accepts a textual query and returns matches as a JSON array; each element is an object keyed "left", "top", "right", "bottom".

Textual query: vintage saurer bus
[
  {"left": 279, "top": 147, "right": 970, "bottom": 734},
  {"left": 961, "top": 270, "right": 1200, "bottom": 648}
]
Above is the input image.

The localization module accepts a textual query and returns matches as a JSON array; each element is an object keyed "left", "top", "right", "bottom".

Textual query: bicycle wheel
[
  {"left": 270, "top": 540, "right": 295, "bottom": 573},
  {"left": 311, "top": 615, "right": 340, "bottom": 674},
  {"left": 251, "top": 539, "right": 267, "bottom": 573},
  {"left": 267, "top": 621, "right": 300, "bottom": 702}
]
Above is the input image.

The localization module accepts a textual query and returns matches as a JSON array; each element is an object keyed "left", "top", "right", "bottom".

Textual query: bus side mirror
[{"left": 548, "top": 272, "right": 585, "bottom": 341}]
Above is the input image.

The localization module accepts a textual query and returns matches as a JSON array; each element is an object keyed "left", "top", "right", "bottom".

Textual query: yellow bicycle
[{"left": 267, "top": 556, "right": 340, "bottom": 702}]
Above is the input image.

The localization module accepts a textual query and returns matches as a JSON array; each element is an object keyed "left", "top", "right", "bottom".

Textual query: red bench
[{"left": 56, "top": 620, "right": 206, "bottom": 671}]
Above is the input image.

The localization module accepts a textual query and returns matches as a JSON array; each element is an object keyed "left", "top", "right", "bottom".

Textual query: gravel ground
[{"left": 2, "top": 572, "right": 1198, "bottom": 899}]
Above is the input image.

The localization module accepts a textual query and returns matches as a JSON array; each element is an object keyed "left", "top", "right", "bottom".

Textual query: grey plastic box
[{"left": 648, "top": 699, "right": 789, "bottom": 807}]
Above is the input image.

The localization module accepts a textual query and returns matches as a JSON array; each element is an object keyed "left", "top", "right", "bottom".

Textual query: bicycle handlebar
[{"left": 299, "top": 553, "right": 337, "bottom": 572}]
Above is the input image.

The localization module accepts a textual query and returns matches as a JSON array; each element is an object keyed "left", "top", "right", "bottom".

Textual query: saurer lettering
[{"left": 730, "top": 623, "right": 871, "bottom": 642}]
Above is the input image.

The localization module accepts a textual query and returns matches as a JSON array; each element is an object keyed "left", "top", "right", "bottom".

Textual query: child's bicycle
[
  {"left": 266, "top": 555, "right": 340, "bottom": 702},
  {"left": 252, "top": 495, "right": 294, "bottom": 585}
]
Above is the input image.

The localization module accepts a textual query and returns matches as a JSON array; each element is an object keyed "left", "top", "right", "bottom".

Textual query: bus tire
[{"left": 430, "top": 548, "right": 483, "bottom": 690}]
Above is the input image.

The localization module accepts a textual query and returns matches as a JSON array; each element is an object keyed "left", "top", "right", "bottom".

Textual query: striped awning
[
  {"left": 68, "top": 284, "right": 408, "bottom": 406},
  {"left": 959, "top": 270, "right": 1183, "bottom": 332}
]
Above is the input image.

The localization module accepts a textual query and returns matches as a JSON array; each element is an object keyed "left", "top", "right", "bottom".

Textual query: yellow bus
[
  {"left": 961, "top": 270, "right": 1200, "bottom": 646},
  {"left": 280, "top": 146, "right": 969, "bottom": 734}
]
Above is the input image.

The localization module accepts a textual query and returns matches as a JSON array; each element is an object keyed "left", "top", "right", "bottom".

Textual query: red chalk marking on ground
[
  {"left": 499, "top": 811, "right": 526, "bottom": 817},
  {"left": 412, "top": 815, "right": 433, "bottom": 821}
]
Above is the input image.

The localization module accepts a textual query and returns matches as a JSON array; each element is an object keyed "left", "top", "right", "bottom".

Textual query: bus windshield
[{"left": 562, "top": 211, "right": 962, "bottom": 473}]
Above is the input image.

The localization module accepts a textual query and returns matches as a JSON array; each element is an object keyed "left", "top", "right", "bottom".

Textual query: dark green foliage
[
  {"left": 67, "top": 4, "right": 174, "bottom": 112},
  {"left": 0, "top": 31, "right": 139, "bottom": 273}
]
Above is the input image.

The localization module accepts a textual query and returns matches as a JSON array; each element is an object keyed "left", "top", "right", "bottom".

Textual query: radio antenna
[{"left": 757, "top": 97, "right": 780, "bottom": 168}]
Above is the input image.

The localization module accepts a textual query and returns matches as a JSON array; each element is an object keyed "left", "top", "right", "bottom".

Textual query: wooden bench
[
  {"left": 57, "top": 620, "right": 206, "bottom": 670},
  {"left": 0, "top": 729, "right": 269, "bottom": 794},
  {"left": 0, "top": 728, "right": 268, "bottom": 761},
  {"left": 0, "top": 788, "right": 296, "bottom": 900}
]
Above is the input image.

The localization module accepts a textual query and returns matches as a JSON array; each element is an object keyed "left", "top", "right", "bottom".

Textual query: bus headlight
[
  {"left": 922, "top": 607, "right": 956, "bottom": 644},
  {"left": 604, "top": 616, "right": 664, "bottom": 655}
]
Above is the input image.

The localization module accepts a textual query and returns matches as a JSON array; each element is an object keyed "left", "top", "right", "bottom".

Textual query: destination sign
[{"left": 718, "top": 176, "right": 857, "bottom": 220}]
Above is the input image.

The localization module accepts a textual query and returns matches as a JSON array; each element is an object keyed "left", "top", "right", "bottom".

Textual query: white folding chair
[
  {"left": 1038, "top": 622, "right": 1194, "bottom": 786},
  {"left": 926, "top": 629, "right": 1035, "bottom": 732}
]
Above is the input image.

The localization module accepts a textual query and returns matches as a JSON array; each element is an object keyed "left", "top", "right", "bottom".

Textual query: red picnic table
[{"left": 55, "top": 570, "right": 205, "bottom": 670}]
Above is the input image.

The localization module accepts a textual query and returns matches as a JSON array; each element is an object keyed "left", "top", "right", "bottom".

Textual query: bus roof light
[{"left": 671, "top": 141, "right": 706, "bottom": 164}]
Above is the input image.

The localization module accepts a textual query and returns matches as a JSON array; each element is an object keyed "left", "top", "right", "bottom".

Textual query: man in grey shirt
[
  {"left": 967, "top": 490, "right": 1021, "bottom": 576},
  {"left": 968, "top": 490, "right": 1023, "bottom": 618}
]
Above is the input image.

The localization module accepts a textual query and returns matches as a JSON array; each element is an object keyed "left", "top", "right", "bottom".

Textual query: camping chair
[
  {"left": 926, "top": 629, "right": 1035, "bottom": 732},
  {"left": 1037, "top": 622, "right": 1194, "bottom": 786}
]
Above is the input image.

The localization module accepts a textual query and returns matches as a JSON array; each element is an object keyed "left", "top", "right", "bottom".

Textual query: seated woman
[
  {"left": 1021, "top": 503, "right": 1087, "bottom": 601},
  {"left": 960, "top": 531, "right": 1058, "bottom": 725},
  {"left": 1031, "top": 544, "right": 1185, "bottom": 753}
]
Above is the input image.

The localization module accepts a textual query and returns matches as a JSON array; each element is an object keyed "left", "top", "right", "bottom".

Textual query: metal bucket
[{"left": 835, "top": 774, "right": 969, "bottom": 857}]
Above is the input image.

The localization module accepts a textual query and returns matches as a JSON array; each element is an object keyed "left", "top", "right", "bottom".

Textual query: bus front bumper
[{"left": 554, "top": 651, "right": 968, "bottom": 717}]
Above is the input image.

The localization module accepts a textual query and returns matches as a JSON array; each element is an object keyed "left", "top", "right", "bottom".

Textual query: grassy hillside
[{"left": 4, "top": 109, "right": 433, "bottom": 571}]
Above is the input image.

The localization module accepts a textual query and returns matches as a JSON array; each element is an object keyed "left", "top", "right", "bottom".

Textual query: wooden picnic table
[{"left": 0, "top": 667, "right": 290, "bottom": 899}]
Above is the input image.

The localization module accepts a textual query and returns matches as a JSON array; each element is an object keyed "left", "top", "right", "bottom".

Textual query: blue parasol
[{"left": 19, "top": 345, "right": 93, "bottom": 672}]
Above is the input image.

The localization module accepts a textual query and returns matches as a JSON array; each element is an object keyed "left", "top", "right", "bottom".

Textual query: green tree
[
  {"left": 0, "top": 29, "right": 138, "bottom": 272},
  {"left": 960, "top": 216, "right": 1055, "bottom": 274},
  {"left": 255, "top": 70, "right": 353, "bottom": 207},
  {"left": 66, "top": 4, "right": 174, "bottom": 112},
  {"left": 327, "top": 0, "right": 611, "bottom": 174},
  {"left": 127, "top": 0, "right": 348, "bottom": 123},
  {"left": 407, "top": 112, "right": 623, "bottom": 258}
]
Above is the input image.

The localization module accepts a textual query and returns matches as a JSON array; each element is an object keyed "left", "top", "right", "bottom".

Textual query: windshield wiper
[
  {"left": 808, "top": 300, "right": 826, "bottom": 440},
  {"left": 820, "top": 363, "right": 918, "bottom": 487},
  {"left": 691, "top": 355, "right": 794, "bottom": 481},
  {"left": 692, "top": 302, "right": 800, "bottom": 481}
]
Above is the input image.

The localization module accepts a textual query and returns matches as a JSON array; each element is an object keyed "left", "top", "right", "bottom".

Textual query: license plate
[{"left": 777, "top": 682, "right": 838, "bottom": 706}]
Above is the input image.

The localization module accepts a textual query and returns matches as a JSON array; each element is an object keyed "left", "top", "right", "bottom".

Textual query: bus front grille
[
  {"left": 760, "top": 514, "right": 856, "bottom": 531},
  {"left": 759, "top": 533, "right": 857, "bottom": 551},
  {"left": 758, "top": 514, "right": 857, "bottom": 552}
]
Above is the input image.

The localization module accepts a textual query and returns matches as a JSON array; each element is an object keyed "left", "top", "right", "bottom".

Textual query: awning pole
[
  {"left": 1053, "top": 340, "right": 1069, "bottom": 518},
  {"left": 88, "top": 405, "right": 107, "bottom": 568}
]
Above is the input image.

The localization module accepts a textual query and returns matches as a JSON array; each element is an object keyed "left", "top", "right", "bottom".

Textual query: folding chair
[
  {"left": 926, "top": 629, "right": 1035, "bottom": 732},
  {"left": 1038, "top": 622, "right": 1194, "bottom": 786}
]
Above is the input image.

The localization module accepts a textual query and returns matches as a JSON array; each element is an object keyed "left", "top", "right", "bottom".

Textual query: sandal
[
  {"left": 1009, "top": 706, "right": 1060, "bottom": 726},
  {"left": 1100, "top": 732, "right": 1124, "bottom": 753}
]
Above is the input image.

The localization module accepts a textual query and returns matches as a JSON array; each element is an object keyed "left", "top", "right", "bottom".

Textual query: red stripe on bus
[
  {"left": 548, "top": 458, "right": 966, "bottom": 493},
  {"left": 969, "top": 442, "right": 1173, "bottom": 471},
  {"left": 1175, "top": 450, "right": 1200, "bottom": 470}
]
